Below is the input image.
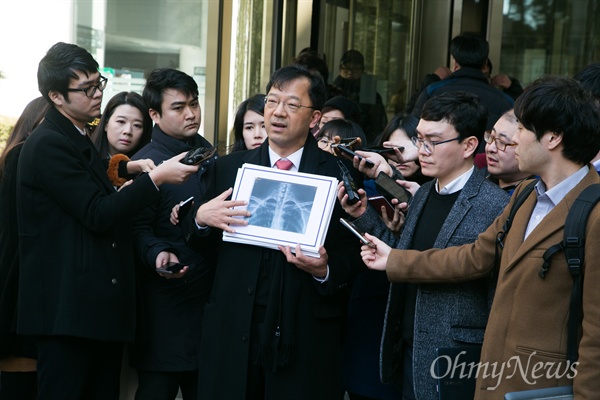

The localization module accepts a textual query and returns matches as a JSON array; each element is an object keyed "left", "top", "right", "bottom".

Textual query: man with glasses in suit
[{"left": 340, "top": 91, "right": 509, "bottom": 400}]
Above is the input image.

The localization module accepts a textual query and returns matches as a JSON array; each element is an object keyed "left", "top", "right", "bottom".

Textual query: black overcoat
[
  {"left": 16, "top": 107, "right": 160, "bottom": 342},
  {"left": 195, "top": 135, "right": 365, "bottom": 399}
]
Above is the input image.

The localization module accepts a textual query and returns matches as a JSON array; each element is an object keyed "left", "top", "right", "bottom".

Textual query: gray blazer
[{"left": 354, "top": 167, "right": 510, "bottom": 399}]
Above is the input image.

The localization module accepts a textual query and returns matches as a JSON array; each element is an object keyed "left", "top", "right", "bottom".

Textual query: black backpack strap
[
  {"left": 494, "top": 180, "right": 538, "bottom": 267},
  {"left": 541, "top": 183, "right": 600, "bottom": 363}
]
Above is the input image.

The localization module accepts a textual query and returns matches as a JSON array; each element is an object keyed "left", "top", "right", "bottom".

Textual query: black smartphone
[
  {"left": 177, "top": 196, "right": 194, "bottom": 224},
  {"left": 368, "top": 195, "right": 395, "bottom": 220},
  {"left": 156, "top": 261, "right": 186, "bottom": 274},
  {"left": 340, "top": 218, "right": 376, "bottom": 248},
  {"left": 333, "top": 145, "right": 375, "bottom": 168},
  {"left": 375, "top": 171, "right": 412, "bottom": 204},
  {"left": 180, "top": 146, "right": 217, "bottom": 165},
  {"left": 362, "top": 145, "right": 405, "bottom": 155}
]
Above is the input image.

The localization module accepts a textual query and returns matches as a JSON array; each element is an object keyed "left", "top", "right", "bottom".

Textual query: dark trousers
[
  {"left": 35, "top": 336, "right": 123, "bottom": 400},
  {"left": 135, "top": 370, "right": 198, "bottom": 400},
  {"left": 246, "top": 321, "right": 266, "bottom": 400},
  {"left": 0, "top": 371, "right": 37, "bottom": 400}
]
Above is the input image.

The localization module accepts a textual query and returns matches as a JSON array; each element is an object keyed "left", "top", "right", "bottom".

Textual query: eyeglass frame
[
  {"left": 264, "top": 96, "right": 314, "bottom": 113},
  {"left": 317, "top": 136, "right": 335, "bottom": 149},
  {"left": 411, "top": 135, "right": 461, "bottom": 155},
  {"left": 66, "top": 75, "right": 108, "bottom": 98},
  {"left": 483, "top": 130, "right": 517, "bottom": 152}
]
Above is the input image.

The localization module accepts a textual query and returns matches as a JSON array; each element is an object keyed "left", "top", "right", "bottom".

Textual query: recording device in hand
[
  {"left": 340, "top": 218, "right": 376, "bottom": 248},
  {"left": 180, "top": 146, "right": 217, "bottom": 165},
  {"left": 362, "top": 145, "right": 404, "bottom": 156},
  {"left": 156, "top": 261, "right": 186, "bottom": 274},
  {"left": 338, "top": 160, "right": 360, "bottom": 205},
  {"left": 375, "top": 171, "right": 412, "bottom": 204},
  {"left": 333, "top": 144, "right": 375, "bottom": 168}
]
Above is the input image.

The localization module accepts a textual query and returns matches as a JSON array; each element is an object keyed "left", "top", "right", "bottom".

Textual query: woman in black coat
[{"left": 0, "top": 96, "right": 49, "bottom": 399}]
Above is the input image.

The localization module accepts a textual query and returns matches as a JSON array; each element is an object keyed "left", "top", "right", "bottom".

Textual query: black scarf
[{"left": 255, "top": 250, "right": 301, "bottom": 372}]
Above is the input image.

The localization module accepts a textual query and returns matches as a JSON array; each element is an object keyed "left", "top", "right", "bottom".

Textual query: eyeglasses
[
  {"left": 264, "top": 97, "right": 314, "bottom": 113},
  {"left": 484, "top": 130, "right": 517, "bottom": 151},
  {"left": 317, "top": 137, "right": 334, "bottom": 149},
  {"left": 66, "top": 75, "right": 108, "bottom": 98},
  {"left": 411, "top": 136, "right": 460, "bottom": 155}
]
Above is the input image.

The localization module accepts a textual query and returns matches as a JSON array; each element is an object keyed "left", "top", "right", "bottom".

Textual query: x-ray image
[{"left": 247, "top": 177, "right": 316, "bottom": 234}]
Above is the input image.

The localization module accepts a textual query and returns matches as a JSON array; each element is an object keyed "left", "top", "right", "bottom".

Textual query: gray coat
[{"left": 354, "top": 167, "right": 510, "bottom": 399}]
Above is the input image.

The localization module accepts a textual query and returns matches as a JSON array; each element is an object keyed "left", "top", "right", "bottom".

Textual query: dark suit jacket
[
  {"left": 16, "top": 107, "right": 160, "bottom": 342},
  {"left": 193, "top": 135, "right": 365, "bottom": 399},
  {"left": 354, "top": 167, "right": 510, "bottom": 399}
]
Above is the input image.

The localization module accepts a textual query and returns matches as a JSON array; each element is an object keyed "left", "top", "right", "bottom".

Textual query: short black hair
[
  {"left": 573, "top": 62, "right": 600, "bottom": 102},
  {"left": 450, "top": 33, "right": 489, "bottom": 69},
  {"left": 420, "top": 91, "right": 487, "bottom": 143},
  {"left": 37, "top": 42, "right": 99, "bottom": 104},
  {"left": 322, "top": 96, "right": 361, "bottom": 124},
  {"left": 266, "top": 64, "right": 327, "bottom": 111},
  {"left": 143, "top": 68, "right": 199, "bottom": 116},
  {"left": 514, "top": 75, "right": 600, "bottom": 165}
]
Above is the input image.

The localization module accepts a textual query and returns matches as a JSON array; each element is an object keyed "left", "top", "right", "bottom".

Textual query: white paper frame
[{"left": 222, "top": 163, "right": 338, "bottom": 258}]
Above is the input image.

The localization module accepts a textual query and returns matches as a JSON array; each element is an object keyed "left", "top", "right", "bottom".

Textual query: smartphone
[
  {"left": 333, "top": 145, "right": 375, "bottom": 168},
  {"left": 362, "top": 145, "right": 405, "bottom": 155},
  {"left": 340, "top": 218, "right": 376, "bottom": 248},
  {"left": 156, "top": 261, "right": 186, "bottom": 274},
  {"left": 368, "top": 195, "right": 395, "bottom": 220},
  {"left": 177, "top": 196, "right": 194, "bottom": 224},
  {"left": 375, "top": 171, "right": 412, "bottom": 204}
]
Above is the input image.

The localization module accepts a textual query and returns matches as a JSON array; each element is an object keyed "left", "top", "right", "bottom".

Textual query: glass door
[
  {"left": 320, "top": 0, "right": 418, "bottom": 141},
  {"left": 493, "top": 0, "right": 600, "bottom": 85}
]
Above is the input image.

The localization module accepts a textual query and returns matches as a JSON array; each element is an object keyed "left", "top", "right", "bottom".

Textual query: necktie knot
[{"left": 275, "top": 158, "right": 293, "bottom": 170}]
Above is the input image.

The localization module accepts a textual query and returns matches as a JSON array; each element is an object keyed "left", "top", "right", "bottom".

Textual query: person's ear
[
  {"left": 48, "top": 90, "right": 63, "bottom": 107},
  {"left": 149, "top": 108, "right": 161, "bottom": 124},
  {"left": 451, "top": 57, "right": 460, "bottom": 72},
  {"left": 463, "top": 136, "right": 479, "bottom": 159},
  {"left": 547, "top": 132, "right": 563, "bottom": 150},
  {"left": 309, "top": 110, "right": 322, "bottom": 129}
]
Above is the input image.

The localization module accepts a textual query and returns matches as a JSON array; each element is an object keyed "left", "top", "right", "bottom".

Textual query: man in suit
[
  {"left": 130, "top": 68, "right": 215, "bottom": 400},
  {"left": 16, "top": 42, "right": 199, "bottom": 400},
  {"left": 341, "top": 91, "right": 509, "bottom": 399},
  {"left": 189, "top": 64, "right": 364, "bottom": 399},
  {"left": 361, "top": 76, "right": 600, "bottom": 398}
]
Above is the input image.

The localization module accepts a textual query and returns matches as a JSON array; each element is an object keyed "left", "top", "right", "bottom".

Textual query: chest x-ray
[{"left": 246, "top": 178, "right": 316, "bottom": 234}]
